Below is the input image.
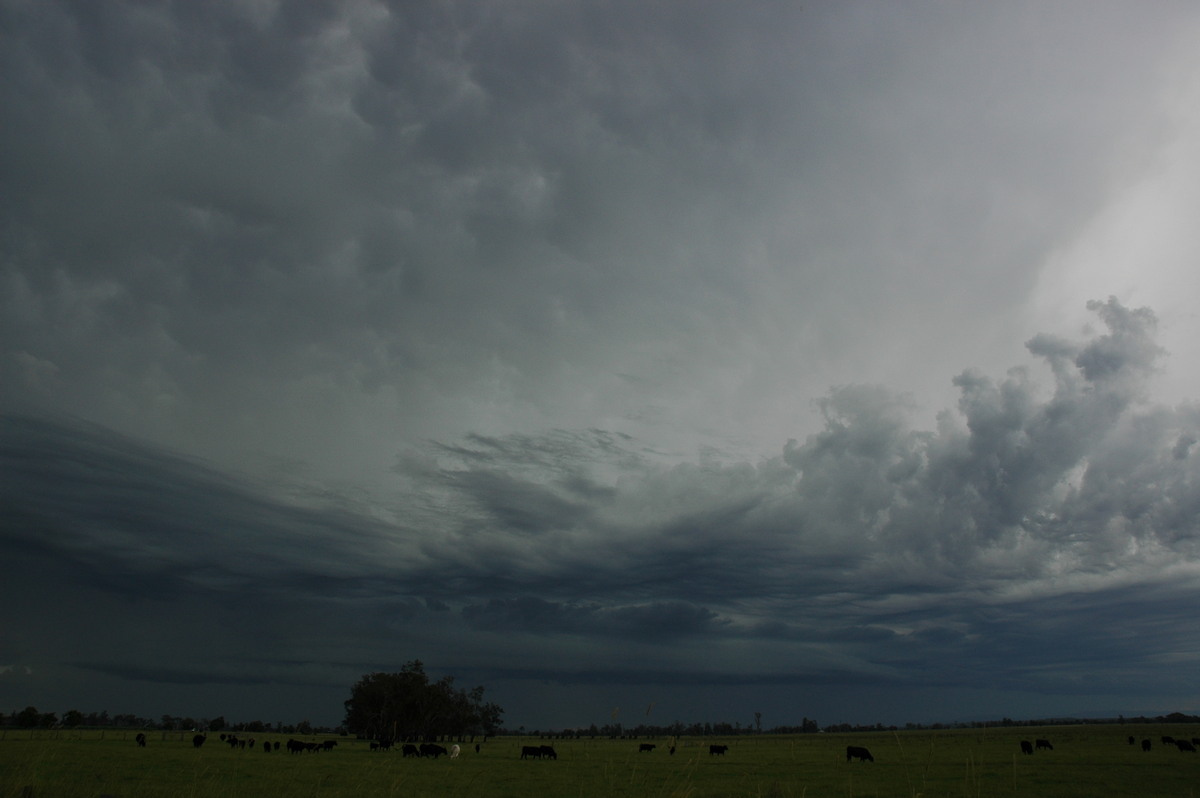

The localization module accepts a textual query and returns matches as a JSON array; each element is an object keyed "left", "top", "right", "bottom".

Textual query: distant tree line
[
  {"left": 0, "top": 707, "right": 338, "bottom": 734},
  {"left": 7, "top": 694, "right": 1196, "bottom": 737},
  {"left": 519, "top": 717, "right": 823, "bottom": 739}
]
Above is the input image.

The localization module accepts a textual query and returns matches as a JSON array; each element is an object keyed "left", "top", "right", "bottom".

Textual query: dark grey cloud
[
  {"left": 460, "top": 597, "right": 721, "bottom": 640},
  {"left": 6, "top": 299, "right": 1200, "bottom": 726},
  {"left": 4, "top": 0, "right": 1200, "bottom": 727}
]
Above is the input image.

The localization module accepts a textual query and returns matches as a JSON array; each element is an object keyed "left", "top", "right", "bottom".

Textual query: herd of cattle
[
  {"left": 130, "top": 732, "right": 1200, "bottom": 760},
  {"left": 1128, "top": 735, "right": 1199, "bottom": 753}
]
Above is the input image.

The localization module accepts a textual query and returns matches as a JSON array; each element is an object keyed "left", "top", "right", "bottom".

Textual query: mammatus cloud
[{"left": 4, "top": 299, "right": 1199, "bottom": 722}]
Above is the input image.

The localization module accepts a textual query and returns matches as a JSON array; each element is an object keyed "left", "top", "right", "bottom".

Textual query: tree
[
  {"left": 343, "top": 660, "right": 503, "bottom": 740},
  {"left": 62, "top": 710, "right": 84, "bottom": 728},
  {"left": 16, "top": 706, "right": 41, "bottom": 728}
]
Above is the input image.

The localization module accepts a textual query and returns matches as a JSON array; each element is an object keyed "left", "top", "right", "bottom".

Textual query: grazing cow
[
  {"left": 639, "top": 743, "right": 656, "bottom": 752},
  {"left": 287, "top": 739, "right": 306, "bottom": 754},
  {"left": 322, "top": 740, "right": 337, "bottom": 751},
  {"left": 1177, "top": 740, "right": 1197, "bottom": 753},
  {"left": 1162, "top": 736, "right": 1176, "bottom": 745},
  {"left": 521, "top": 745, "right": 543, "bottom": 759},
  {"left": 669, "top": 746, "right": 676, "bottom": 755},
  {"left": 709, "top": 744, "right": 728, "bottom": 756},
  {"left": 539, "top": 745, "right": 558, "bottom": 760},
  {"left": 846, "top": 746, "right": 874, "bottom": 762},
  {"left": 135, "top": 733, "right": 146, "bottom": 748},
  {"left": 475, "top": 743, "right": 480, "bottom": 754},
  {"left": 1142, "top": 739, "right": 1152, "bottom": 752},
  {"left": 1035, "top": 739, "right": 1053, "bottom": 751},
  {"left": 421, "top": 743, "right": 449, "bottom": 759},
  {"left": 450, "top": 744, "right": 461, "bottom": 758},
  {"left": 193, "top": 734, "right": 206, "bottom": 749},
  {"left": 1019, "top": 741, "right": 1034, "bottom": 755},
  {"left": 402, "top": 743, "right": 420, "bottom": 757}
]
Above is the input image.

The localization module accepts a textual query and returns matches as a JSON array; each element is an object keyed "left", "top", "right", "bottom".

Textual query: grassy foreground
[{"left": 2, "top": 725, "right": 1198, "bottom": 797}]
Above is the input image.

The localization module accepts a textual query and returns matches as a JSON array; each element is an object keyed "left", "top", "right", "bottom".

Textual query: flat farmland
[{"left": 2, "top": 725, "right": 1199, "bottom": 797}]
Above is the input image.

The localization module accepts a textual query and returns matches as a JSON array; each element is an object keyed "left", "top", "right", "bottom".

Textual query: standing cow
[
  {"left": 846, "top": 746, "right": 874, "bottom": 762},
  {"left": 709, "top": 744, "right": 728, "bottom": 755},
  {"left": 420, "top": 743, "right": 448, "bottom": 758},
  {"left": 135, "top": 733, "right": 146, "bottom": 748},
  {"left": 1019, "top": 741, "right": 1034, "bottom": 755},
  {"left": 639, "top": 743, "right": 656, "bottom": 752}
]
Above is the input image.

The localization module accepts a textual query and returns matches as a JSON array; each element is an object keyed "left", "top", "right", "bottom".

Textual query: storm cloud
[
  {"left": 6, "top": 299, "right": 1200, "bottom": 724},
  {"left": 4, "top": 1, "right": 1200, "bottom": 727}
]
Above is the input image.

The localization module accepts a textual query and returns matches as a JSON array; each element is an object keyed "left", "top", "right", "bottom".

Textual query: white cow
[{"left": 450, "top": 744, "right": 461, "bottom": 758}]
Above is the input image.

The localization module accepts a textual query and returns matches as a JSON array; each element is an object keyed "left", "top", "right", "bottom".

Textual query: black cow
[
  {"left": 709, "top": 744, "right": 728, "bottom": 756},
  {"left": 135, "top": 733, "right": 146, "bottom": 748},
  {"left": 639, "top": 743, "right": 656, "bottom": 752},
  {"left": 1035, "top": 739, "right": 1053, "bottom": 750},
  {"left": 1128, "top": 736, "right": 1135, "bottom": 745},
  {"left": 322, "top": 740, "right": 337, "bottom": 751},
  {"left": 263, "top": 741, "right": 272, "bottom": 753},
  {"left": 1142, "top": 739, "right": 1152, "bottom": 752},
  {"left": 1019, "top": 741, "right": 1034, "bottom": 755},
  {"left": 402, "top": 743, "right": 420, "bottom": 757},
  {"left": 421, "top": 743, "right": 448, "bottom": 758},
  {"left": 846, "top": 746, "right": 874, "bottom": 762},
  {"left": 287, "top": 739, "right": 306, "bottom": 754},
  {"left": 1162, "top": 736, "right": 1176, "bottom": 745},
  {"left": 1177, "top": 740, "right": 1197, "bottom": 753},
  {"left": 539, "top": 745, "right": 558, "bottom": 760},
  {"left": 192, "top": 734, "right": 206, "bottom": 749},
  {"left": 521, "top": 745, "right": 543, "bottom": 759}
]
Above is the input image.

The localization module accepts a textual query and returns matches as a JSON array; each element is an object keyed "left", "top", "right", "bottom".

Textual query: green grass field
[{"left": 2, "top": 725, "right": 1198, "bottom": 797}]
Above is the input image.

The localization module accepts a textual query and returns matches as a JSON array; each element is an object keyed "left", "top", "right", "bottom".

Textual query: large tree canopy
[{"left": 343, "top": 660, "right": 503, "bottom": 740}]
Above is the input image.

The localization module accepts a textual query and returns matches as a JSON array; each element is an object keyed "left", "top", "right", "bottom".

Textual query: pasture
[{"left": 2, "top": 724, "right": 1199, "bottom": 797}]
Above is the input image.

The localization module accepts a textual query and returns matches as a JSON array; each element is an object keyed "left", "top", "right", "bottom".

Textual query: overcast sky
[{"left": 4, "top": 0, "right": 1200, "bottom": 731}]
